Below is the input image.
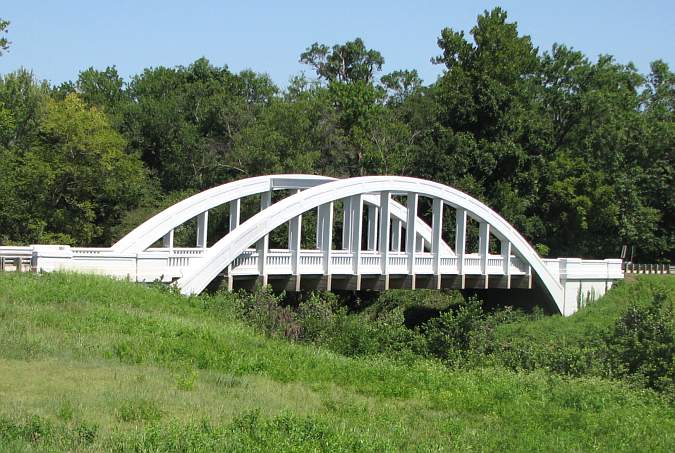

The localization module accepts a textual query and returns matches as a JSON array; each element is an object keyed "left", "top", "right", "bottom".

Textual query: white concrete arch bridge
[{"left": 3, "top": 175, "right": 623, "bottom": 316}]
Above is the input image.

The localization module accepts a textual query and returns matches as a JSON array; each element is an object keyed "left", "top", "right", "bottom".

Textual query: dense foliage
[
  {"left": 0, "top": 8, "right": 673, "bottom": 261},
  {"left": 232, "top": 277, "right": 674, "bottom": 396}
]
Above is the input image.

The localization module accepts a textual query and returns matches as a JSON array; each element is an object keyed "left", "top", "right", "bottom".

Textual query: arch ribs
[{"left": 176, "top": 176, "right": 564, "bottom": 314}]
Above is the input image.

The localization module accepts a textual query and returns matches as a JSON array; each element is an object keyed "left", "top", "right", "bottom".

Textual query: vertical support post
[
  {"left": 196, "top": 211, "right": 209, "bottom": 248},
  {"left": 257, "top": 190, "right": 272, "bottom": 284},
  {"left": 227, "top": 199, "right": 241, "bottom": 291},
  {"left": 351, "top": 195, "right": 363, "bottom": 278},
  {"left": 289, "top": 215, "right": 302, "bottom": 275},
  {"left": 501, "top": 239, "right": 511, "bottom": 289},
  {"left": 479, "top": 222, "right": 490, "bottom": 288},
  {"left": 479, "top": 222, "right": 490, "bottom": 274},
  {"left": 288, "top": 189, "right": 301, "bottom": 257},
  {"left": 405, "top": 192, "right": 418, "bottom": 275},
  {"left": 316, "top": 206, "right": 322, "bottom": 249},
  {"left": 379, "top": 192, "right": 391, "bottom": 277},
  {"left": 319, "top": 202, "right": 334, "bottom": 278},
  {"left": 163, "top": 229, "right": 174, "bottom": 250},
  {"left": 431, "top": 198, "right": 443, "bottom": 275},
  {"left": 391, "top": 219, "right": 402, "bottom": 252},
  {"left": 455, "top": 208, "right": 467, "bottom": 285},
  {"left": 229, "top": 199, "right": 240, "bottom": 232},
  {"left": 367, "top": 204, "right": 378, "bottom": 251},
  {"left": 416, "top": 235, "right": 424, "bottom": 252},
  {"left": 342, "top": 197, "right": 352, "bottom": 250}
]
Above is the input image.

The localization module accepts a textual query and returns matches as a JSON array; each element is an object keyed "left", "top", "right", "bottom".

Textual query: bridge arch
[
  {"left": 112, "top": 174, "right": 453, "bottom": 256},
  {"left": 176, "top": 176, "right": 564, "bottom": 313}
]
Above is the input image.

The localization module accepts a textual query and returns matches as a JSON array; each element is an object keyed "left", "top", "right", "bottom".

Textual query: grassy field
[{"left": 0, "top": 272, "right": 673, "bottom": 451}]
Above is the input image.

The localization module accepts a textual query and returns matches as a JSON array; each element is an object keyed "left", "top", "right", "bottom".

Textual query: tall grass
[{"left": 0, "top": 272, "right": 673, "bottom": 451}]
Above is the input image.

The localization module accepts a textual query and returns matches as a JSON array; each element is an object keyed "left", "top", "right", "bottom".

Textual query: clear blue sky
[{"left": 1, "top": 1, "right": 673, "bottom": 87}]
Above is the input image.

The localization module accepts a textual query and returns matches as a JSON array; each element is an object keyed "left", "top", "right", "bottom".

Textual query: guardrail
[
  {"left": 0, "top": 256, "right": 32, "bottom": 272},
  {"left": 622, "top": 263, "right": 672, "bottom": 274}
]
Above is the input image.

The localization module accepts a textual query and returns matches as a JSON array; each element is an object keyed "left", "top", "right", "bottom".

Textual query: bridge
[{"left": 0, "top": 175, "right": 623, "bottom": 316}]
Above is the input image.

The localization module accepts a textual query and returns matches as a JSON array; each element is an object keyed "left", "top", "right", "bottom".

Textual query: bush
[
  {"left": 490, "top": 338, "right": 605, "bottom": 377},
  {"left": 421, "top": 296, "right": 489, "bottom": 363},
  {"left": 230, "top": 282, "right": 674, "bottom": 396},
  {"left": 234, "top": 287, "right": 301, "bottom": 340},
  {"left": 366, "top": 289, "right": 463, "bottom": 328},
  {"left": 233, "top": 288, "right": 427, "bottom": 358},
  {"left": 604, "top": 291, "right": 674, "bottom": 393},
  {"left": 295, "top": 292, "right": 340, "bottom": 343}
]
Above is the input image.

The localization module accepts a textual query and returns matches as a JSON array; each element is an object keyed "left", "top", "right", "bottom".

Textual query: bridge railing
[
  {"left": 0, "top": 246, "right": 33, "bottom": 272},
  {"left": 6, "top": 245, "right": 625, "bottom": 288},
  {"left": 360, "top": 251, "right": 381, "bottom": 273},
  {"left": 622, "top": 263, "right": 672, "bottom": 274},
  {"left": 224, "top": 250, "right": 531, "bottom": 276}
]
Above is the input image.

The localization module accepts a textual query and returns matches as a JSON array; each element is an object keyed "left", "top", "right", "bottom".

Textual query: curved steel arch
[
  {"left": 112, "top": 174, "right": 453, "bottom": 255},
  {"left": 177, "top": 176, "right": 564, "bottom": 313}
]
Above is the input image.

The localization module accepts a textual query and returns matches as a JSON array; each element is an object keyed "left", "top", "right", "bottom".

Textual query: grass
[
  {"left": 0, "top": 272, "right": 673, "bottom": 451},
  {"left": 494, "top": 276, "right": 675, "bottom": 343}
]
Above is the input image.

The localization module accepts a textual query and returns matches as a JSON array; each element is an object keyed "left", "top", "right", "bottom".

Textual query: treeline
[{"left": 0, "top": 8, "right": 672, "bottom": 261}]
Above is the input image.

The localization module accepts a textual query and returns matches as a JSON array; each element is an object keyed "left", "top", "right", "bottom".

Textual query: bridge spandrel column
[
  {"left": 257, "top": 191, "right": 272, "bottom": 279},
  {"left": 162, "top": 229, "right": 174, "bottom": 250},
  {"left": 416, "top": 235, "right": 424, "bottom": 252},
  {"left": 342, "top": 197, "right": 352, "bottom": 250},
  {"left": 351, "top": 195, "right": 363, "bottom": 276},
  {"left": 405, "top": 193, "right": 418, "bottom": 275},
  {"left": 289, "top": 215, "right": 302, "bottom": 275},
  {"left": 319, "top": 202, "right": 334, "bottom": 276},
  {"left": 366, "top": 204, "right": 378, "bottom": 251},
  {"left": 379, "top": 192, "right": 391, "bottom": 276},
  {"left": 431, "top": 198, "right": 443, "bottom": 276},
  {"left": 196, "top": 211, "right": 209, "bottom": 249},
  {"left": 455, "top": 208, "right": 467, "bottom": 281},
  {"left": 226, "top": 199, "right": 241, "bottom": 291},
  {"left": 391, "top": 219, "right": 402, "bottom": 252},
  {"left": 501, "top": 239, "right": 511, "bottom": 288},
  {"left": 229, "top": 199, "right": 240, "bottom": 232},
  {"left": 288, "top": 189, "right": 302, "bottom": 270},
  {"left": 479, "top": 222, "right": 490, "bottom": 288},
  {"left": 479, "top": 222, "right": 490, "bottom": 274},
  {"left": 315, "top": 206, "right": 322, "bottom": 249}
]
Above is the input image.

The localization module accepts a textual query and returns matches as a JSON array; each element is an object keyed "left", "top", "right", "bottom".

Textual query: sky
[{"left": 1, "top": 0, "right": 673, "bottom": 87}]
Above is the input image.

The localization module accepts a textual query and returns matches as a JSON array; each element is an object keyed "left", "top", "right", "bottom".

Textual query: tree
[
  {"left": 0, "top": 94, "right": 152, "bottom": 245},
  {"left": 0, "top": 69, "right": 50, "bottom": 150},
  {"left": 416, "top": 8, "right": 545, "bottom": 246},
  {"left": 0, "top": 19, "right": 9, "bottom": 56},
  {"left": 299, "top": 38, "right": 396, "bottom": 176},
  {"left": 76, "top": 66, "right": 128, "bottom": 114},
  {"left": 123, "top": 58, "right": 278, "bottom": 191},
  {"left": 381, "top": 70, "right": 423, "bottom": 105},
  {"left": 300, "top": 38, "right": 384, "bottom": 84}
]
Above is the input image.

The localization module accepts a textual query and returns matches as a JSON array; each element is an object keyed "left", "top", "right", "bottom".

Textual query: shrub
[
  {"left": 234, "top": 286, "right": 301, "bottom": 340},
  {"left": 367, "top": 289, "right": 463, "bottom": 328},
  {"left": 604, "top": 291, "right": 674, "bottom": 393},
  {"left": 295, "top": 292, "right": 340, "bottom": 343},
  {"left": 422, "top": 296, "right": 486, "bottom": 362}
]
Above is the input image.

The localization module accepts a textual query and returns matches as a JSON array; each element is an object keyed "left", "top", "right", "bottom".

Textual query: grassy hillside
[
  {"left": 495, "top": 277, "right": 675, "bottom": 343},
  {"left": 0, "top": 272, "right": 673, "bottom": 451}
]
